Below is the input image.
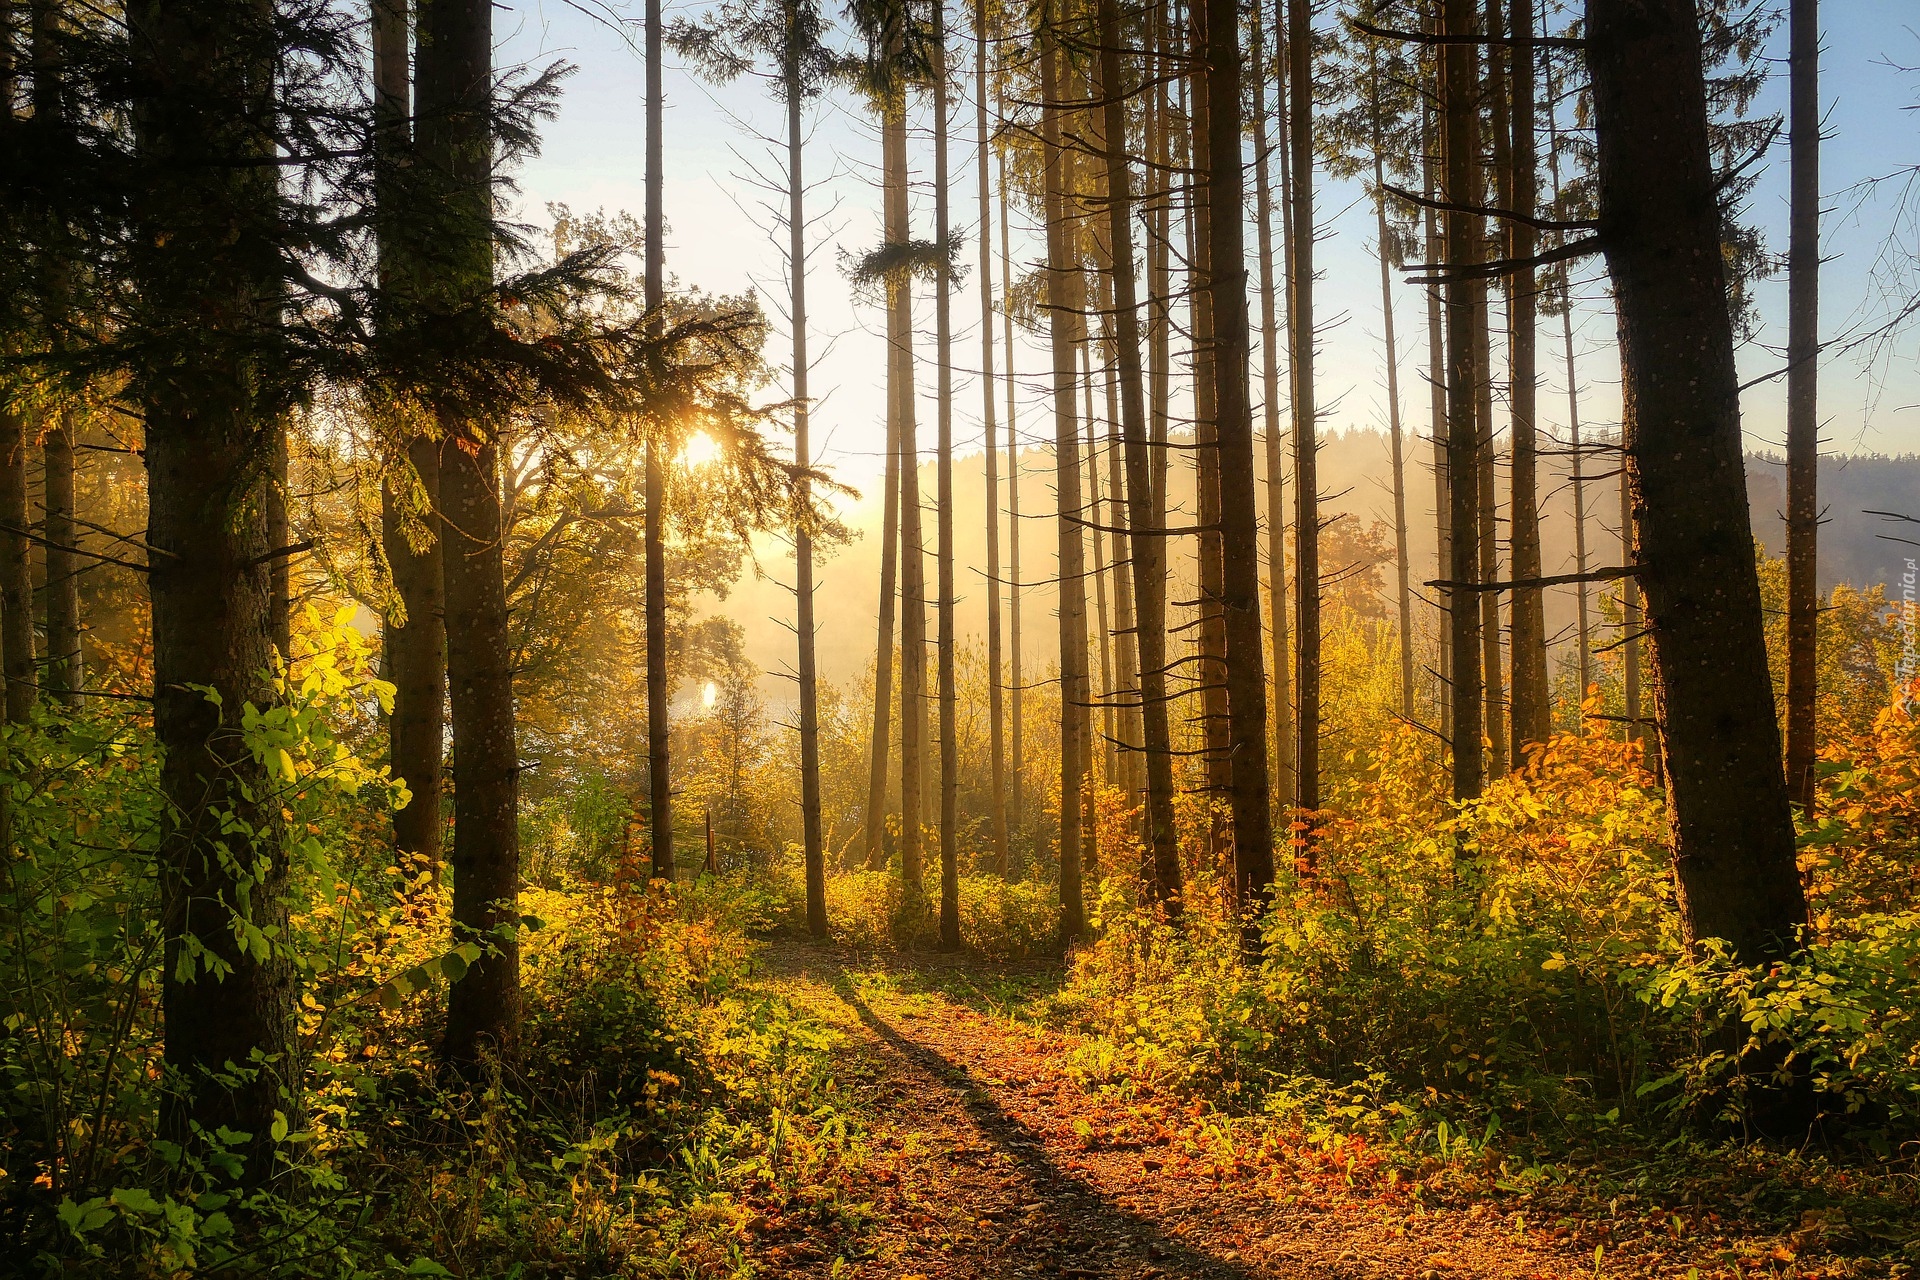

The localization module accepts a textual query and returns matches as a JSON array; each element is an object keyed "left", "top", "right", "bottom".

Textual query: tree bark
[
  {"left": 788, "top": 37, "right": 827, "bottom": 940},
  {"left": 1217, "top": 0, "right": 1275, "bottom": 931},
  {"left": 1564, "top": 283, "right": 1593, "bottom": 707},
  {"left": 0, "top": 406, "right": 31, "bottom": 722},
  {"left": 148, "top": 396, "right": 289, "bottom": 1167},
  {"left": 1285, "top": 0, "right": 1318, "bottom": 850},
  {"left": 375, "top": 0, "right": 446, "bottom": 871},
  {"left": 438, "top": 432, "right": 521, "bottom": 1063},
  {"left": 267, "top": 424, "right": 291, "bottom": 657},
  {"left": 31, "top": 0, "right": 79, "bottom": 706},
  {"left": 1546, "top": 67, "right": 1592, "bottom": 709},
  {"left": 1620, "top": 429, "right": 1642, "bottom": 747},
  {"left": 1145, "top": 2, "right": 1173, "bottom": 536},
  {"left": 1253, "top": 0, "right": 1296, "bottom": 809},
  {"left": 418, "top": 0, "right": 522, "bottom": 1065},
  {"left": 997, "top": 103, "right": 1023, "bottom": 860},
  {"left": 1083, "top": 342, "right": 1116, "bottom": 795},
  {"left": 1477, "top": 292, "right": 1505, "bottom": 775},
  {"left": 1370, "top": 55, "right": 1415, "bottom": 722},
  {"left": 1442, "top": 0, "right": 1484, "bottom": 799},
  {"left": 1104, "top": 359, "right": 1143, "bottom": 811},
  {"left": 1187, "top": 0, "right": 1230, "bottom": 863},
  {"left": 1783, "top": 0, "right": 1819, "bottom": 810},
  {"left": 862, "top": 378, "right": 900, "bottom": 871},
  {"left": 976, "top": 0, "right": 1010, "bottom": 880},
  {"left": 383, "top": 436, "right": 446, "bottom": 868},
  {"left": 1424, "top": 106, "right": 1451, "bottom": 739},
  {"left": 1478, "top": 9, "right": 1508, "bottom": 779},
  {"left": 1098, "top": 344, "right": 1142, "bottom": 809},
  {"left": 891, "top": 90, "right": 929, "bottom": 902},
  {"left": 643, "top": 0, "right": 674, "bottom": 881},
  {"left": 1587, "top": 0, "right": 1807, "bottom": 968},
  {"left": 1504, "top": 0, "right": 1550, "bottom": 755},
  {"left": 129, "top": 0, "right": 292, "bottom": 1169},
  {"left": 1095, "top": 0, "right": 1180, "bottom": 914},
  {"left": 41, "top": 407, "right": 79, "bottom": 703},
  {"left": 932, "top": 0, "right": 960, "bottom": 950},
  {"left": 1040, "top": 9, "right": 1087, "bottom": 944}
]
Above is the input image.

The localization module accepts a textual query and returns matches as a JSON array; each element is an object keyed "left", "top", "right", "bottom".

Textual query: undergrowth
[
  {"left": 1041, "top": 713, "right": 1920, "bottom": 1269},
  {"left": 0, "top": 616, "right": 870, "bottom": 1278}
]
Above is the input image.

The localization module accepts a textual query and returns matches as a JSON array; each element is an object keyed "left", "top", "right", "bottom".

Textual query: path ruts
[{"left": 754, "top": 942, "right": 1603, "bottom": 1280}]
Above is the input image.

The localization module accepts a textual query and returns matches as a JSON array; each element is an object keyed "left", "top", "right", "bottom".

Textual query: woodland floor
[{"left": 738, "top": 941, "right": 1887, "bottom": 1280}]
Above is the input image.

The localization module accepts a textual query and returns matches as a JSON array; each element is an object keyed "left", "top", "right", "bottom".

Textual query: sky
[
  {"left": 492, "top": 0, "right": 1920, "bottom": 686},
  {"left": 497, "top": 0, "right": 1920, "bottom": 488}
]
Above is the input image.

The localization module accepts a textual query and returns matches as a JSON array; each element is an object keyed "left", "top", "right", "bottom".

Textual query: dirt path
[{"left": 753, "top": 941, "right": 1614, "bottom": 1280}]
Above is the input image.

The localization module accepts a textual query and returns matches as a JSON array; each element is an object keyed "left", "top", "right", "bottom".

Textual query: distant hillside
[
  {"left": 711, "top": 433, "right": 1918, "bottom": 690},
  {"left": 1745, "top": 453, "right": 1920, "bottom": 591}
]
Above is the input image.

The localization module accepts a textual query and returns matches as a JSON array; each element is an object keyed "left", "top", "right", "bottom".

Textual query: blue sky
[{"left": 496, "top": 0, "right": 1920, "bottom": 489}]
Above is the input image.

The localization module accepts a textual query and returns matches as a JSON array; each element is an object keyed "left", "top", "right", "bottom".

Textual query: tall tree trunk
[
  {"left": 420, "top": 0, "right": 521, "bottom": 1065},
  {"left": 1587, "top": 0, "right": 1807, "bottom": 971},
  {"left": 1187, "top": 0, "right": 1230, "bottom": 862},
  {"left": 1564, "top": 284, "right": 1593, "bottom": 708},
  {"left": 1620, "top": 430, "right": 1642, "bottom": 746},
  {"left": 1441, "top": 0, "right": 1484, "bottom": 800},
  {"left": 1424, "top": 105, "right": 1451, "bottom": 739},
  {"left": 1252, "top": 0, "right": 1295, "bottom": 808},
  {"left": 1479, "top": 8, "right": 1507, "bottom": 779},
  {"left": 1146, "top": 2, "right": 1172, "bottom": 531},
  {"left": 1041, "top": 7, "right": 1087, "bottom": 943},
  {"left": 383, "top": 435, "right": 446, "bottom": 869},
  {"left": 1104, "top": 362, "right": 1143, "bottom": 809},
  {"left": 1783, "top": 0, "right": 1819, "bottom": 810},
  {"left": 266, "top": 342, "right": 290, "bottom": 655},
  {"left": 267, "top": 424, "right": 291, "bottom": 658},
  {"left": 376, "top": 0, "right": 446, "bottom": 871},
  {"left": 41, "top": 407, "right": 79, "bottom": 703},
  {"left": 1095, "top": 0, "right": 1180, "bottom": 913},
  {"left": 130, "top": 0, "right": 291, "bottom": 1167},
  {"left": 438, "top": 434, "right": 521, "bottom": 1063},
  {"left": 1477, "top": 297, "right": 1504, "bottom": 774},
  {"left": 643, "top": 0, "right": 675, "bottom": 881},
  {"left": 862, "top": 384, "right": 900, "bottom": 871},
  {"left": 976, "top": 0, "right": 1010, "bottom": 878},
  {"left": 1090, "top": 259, "right": 1141, "bottom": 806},
  {"left": 0, "top": 406, "right": 31, "bottom": 722},
  {"left": 932, "top": 0, "right": 960, "bottom": 950},
  {"left": 1504, "top": 0, "right": 1549, "bottom": 755},
  {"left": 31, "top": 0, "right": 79, "bottom": 706},
  {"left": 998, "top": 106, "right": 1023, "bottom": 859},
  {"left": 147, "top": 380, "right": 289, "bottom": 1164},
  {"left": 1546, "top": 82, "right": 1592, "bottom": 710},
  {"left": 6, "top": 16, "right": 36, "bottom": 724},
  {"left": 789, "top": 37, "right": 826, "bottom": 940},
  {"left": 1284, "top": 0, "right": 1317, "bottom": 856},
  {"left": 1214, "top": 0, "right": 1274, "bottom": 933},
  {"left": 1083, "top": 342, "right": 1116, "bottom": 793},
  {"left": 1370, "top": 52, "right": 1415, "bottom": 722},
  {"left": 891, "top": 92, "right": 928, "bottom": 902}
]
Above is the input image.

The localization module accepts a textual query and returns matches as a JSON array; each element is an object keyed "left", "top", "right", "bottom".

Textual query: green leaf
[{"left": 110, "top": 1186, "right": 163, "bottom": 1215}]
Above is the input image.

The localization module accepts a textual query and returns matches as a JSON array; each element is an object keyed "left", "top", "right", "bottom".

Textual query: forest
[{"left": 1, "top": 0, "right": 1918, "bottom": 1274}]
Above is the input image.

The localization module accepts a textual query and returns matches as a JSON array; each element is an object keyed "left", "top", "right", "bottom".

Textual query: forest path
[{"left": 751, "top": 940, "right": 1609, "bottom": 1280}]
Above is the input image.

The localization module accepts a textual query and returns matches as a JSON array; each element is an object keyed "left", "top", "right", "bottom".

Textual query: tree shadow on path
[{"left": 824, "top": 964, "right": 1356, "bottom": 1280}]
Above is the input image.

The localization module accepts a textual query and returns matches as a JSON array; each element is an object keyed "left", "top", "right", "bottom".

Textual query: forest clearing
[{"left": 2, "top": 0, "right": 1920, "bottom": 1273}]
